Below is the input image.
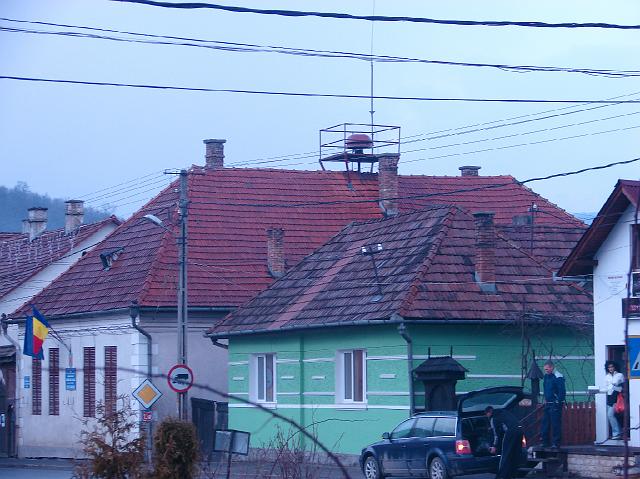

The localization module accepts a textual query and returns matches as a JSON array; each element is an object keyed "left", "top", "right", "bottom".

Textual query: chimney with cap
[
  {"left": 266, "top": 227, "right": 286, "bottom": 278},
  {"left": 459, "top": 166, "right": 481, "bottom": 177},
  {"left": 473, "top": 212, "right": 497, "bottom": 293},
  {"left": 204, "top": 139, "right": 226, "bottom": 170},
  {"left": 27, "top": 207, "right": 48, "bottom": 241},
  {"left": 378, "top": 154, "right": 400, "bottom": 218},
  {"left": 65, "top": 200, "right": 85, "bottom": 234}
]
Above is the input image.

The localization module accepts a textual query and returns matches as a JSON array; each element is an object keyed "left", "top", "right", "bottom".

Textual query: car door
[
  {"left": 379, "top": 417, "right": 416, "bottom": 476},
  {"left": 404, "top": 416, "right": 436, "bottom": 476}
]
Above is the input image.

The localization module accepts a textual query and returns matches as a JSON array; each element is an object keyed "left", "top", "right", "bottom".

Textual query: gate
[{"left": 191, "top": 398, "right": 229, "bottom": 456}]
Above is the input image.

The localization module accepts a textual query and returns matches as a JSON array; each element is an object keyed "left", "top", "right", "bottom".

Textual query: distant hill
[{"left": 0, "top": 182, "right": 114, "bottom": 232}]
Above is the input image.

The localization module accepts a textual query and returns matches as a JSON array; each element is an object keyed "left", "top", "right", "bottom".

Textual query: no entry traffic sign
[{"left": 167, "top": 364, "right": 194, "bottom": 393}]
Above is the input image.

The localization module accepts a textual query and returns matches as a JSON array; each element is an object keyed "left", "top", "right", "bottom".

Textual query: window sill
[
  {"left": 256, "top": 401, "right": 277, "bottom": 409},
  {"left": 335, "top": 402, "right": 368, "bottom": 410}
]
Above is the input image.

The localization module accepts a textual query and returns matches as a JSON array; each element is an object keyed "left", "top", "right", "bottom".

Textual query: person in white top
[{"left": 602, "top": 360, "right": 624, "bottom": 439}]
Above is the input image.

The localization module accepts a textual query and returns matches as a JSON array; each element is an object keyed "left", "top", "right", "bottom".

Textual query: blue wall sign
[
  {"left": 65, "top": 368, "right": 77, "bottom": 391},
  {"left": 24, "top": 376, "right": 30, "bottom": 389},
  {"left": 629, "top": 336, "right": 640, "bottom": 379}
]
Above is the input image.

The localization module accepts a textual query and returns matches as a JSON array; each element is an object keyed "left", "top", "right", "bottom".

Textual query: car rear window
[
  {"left": 414, "top": 417, "right": 436, "bottom": 437},
  {"left": 433, "top": 417, "right": 456, "bottom": 437}
]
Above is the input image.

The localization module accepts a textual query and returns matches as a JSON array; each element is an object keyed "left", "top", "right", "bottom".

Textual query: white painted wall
[
  {"left": 592, "top": 204, "right": 638, "bottom": 445},
  {"left": 15, "top": 311, "right": 228, "bottom": 458}
]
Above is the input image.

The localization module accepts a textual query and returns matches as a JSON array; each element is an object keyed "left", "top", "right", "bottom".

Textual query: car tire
[
  {"left": 428, "top": 456, "right": 450, "bottom": 479},
  {"left": 363, "top": 455, "right": 382, "bottom": 479}
]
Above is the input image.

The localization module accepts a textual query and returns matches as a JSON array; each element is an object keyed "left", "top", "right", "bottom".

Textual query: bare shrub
[{"left": 75, "top": 397, "right": 146, "bottom": 479}]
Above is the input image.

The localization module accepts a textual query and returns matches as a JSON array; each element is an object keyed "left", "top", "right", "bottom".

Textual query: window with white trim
[
  {"left": 253, "top": 353, "right": 275, "bottom": 403},
  {"left": 337, "top": 349, "right": 366, "bottom": 403}
]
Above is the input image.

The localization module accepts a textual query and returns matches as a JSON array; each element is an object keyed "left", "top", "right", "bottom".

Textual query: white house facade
[{"left": 560, "top": 180, "right": 640, "bottom": 446}]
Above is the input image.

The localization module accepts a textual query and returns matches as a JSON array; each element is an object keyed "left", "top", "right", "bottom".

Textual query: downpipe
[
  {"left": 130, "top": 307, "right": 153, "bottom": 462},
  {"left": 397, "top": 321, "right": 415, "bottom": 416}
]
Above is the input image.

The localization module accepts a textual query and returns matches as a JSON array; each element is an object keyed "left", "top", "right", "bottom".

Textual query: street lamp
[{"left": 141, "top": 169, "right": 189, "bottom": 421}]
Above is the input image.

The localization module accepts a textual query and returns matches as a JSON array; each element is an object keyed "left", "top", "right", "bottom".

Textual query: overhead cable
[
  {"left": 111, "top": 0, "right": 640, "bottom": 30},
  {"left": 1, "top": 19, "right": 639, "bottom": 78},
  {"left": 4, "top": 75, "right": 640, "bottom": 104}
]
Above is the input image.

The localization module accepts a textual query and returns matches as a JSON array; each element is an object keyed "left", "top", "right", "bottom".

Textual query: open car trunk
[
  {"left": 461, "top": 416, "right": 495, "bottom": 456},
  {"left": 458, "top": 386, "right": 531, "bottom": 457}
]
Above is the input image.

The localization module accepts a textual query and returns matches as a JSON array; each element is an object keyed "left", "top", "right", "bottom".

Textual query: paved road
[{"left": 0, "top": 468, "right": 75, "bottom": 478}]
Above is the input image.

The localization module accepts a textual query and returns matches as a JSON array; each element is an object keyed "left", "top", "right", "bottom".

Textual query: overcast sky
[{"left": 1, "top": 0, "right": 639, "bottom": 219}]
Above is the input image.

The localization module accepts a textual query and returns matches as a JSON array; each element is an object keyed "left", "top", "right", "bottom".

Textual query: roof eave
[
  {"left": 206, "top": 316, "right": 570, "bottom": 340},
  {"left": 559, "top": 181, "right": 632, "bottom": 277}
]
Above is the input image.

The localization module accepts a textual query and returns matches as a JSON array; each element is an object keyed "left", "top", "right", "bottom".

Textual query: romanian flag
[{"left": 24, "top": 306, "right": 50, "bottom": 359}]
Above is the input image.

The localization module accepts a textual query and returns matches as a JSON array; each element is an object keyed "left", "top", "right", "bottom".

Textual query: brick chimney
[
  {"left": 27, "top": 207, "right": 48, "bottom": 241},
  {"left": 378, "top": 154, "right": 400, "bottom": 217},
  {"left": 459, "top": 166, "right": 481, "bottom": 176},
  {"left": 65, "top": 200, "right": 85, "bottom": 234},
  {"left": 204, "top": 139, "right": 226, "bottom": 170},
  {"left": 266, "top": 227, "right": 285, "bottom": 278},
  {"left": 473, "top": 212, "right": 496, "bottom": 292}
]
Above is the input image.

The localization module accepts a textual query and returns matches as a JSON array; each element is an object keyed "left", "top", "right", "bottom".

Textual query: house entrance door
[{"left": 0, "top": 346, "right": 16, "bottom": 457}]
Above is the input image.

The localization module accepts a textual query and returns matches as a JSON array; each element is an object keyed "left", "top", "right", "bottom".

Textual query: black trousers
[
  {"left": 496, "top": 429, "right": 522, "bottom": 479},
  {"left": 541, "top": 402, "right": 562, "bottom": 446}
]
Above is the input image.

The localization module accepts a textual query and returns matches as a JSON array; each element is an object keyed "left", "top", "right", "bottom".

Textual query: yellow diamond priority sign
[{"left": 132, "top": 379, "right": 162, "bottom": 409}]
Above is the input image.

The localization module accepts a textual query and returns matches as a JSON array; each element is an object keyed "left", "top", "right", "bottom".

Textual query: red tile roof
[
  {"left": 560, "top": 179, "right": 640, "bottom": 277},
  {"left": 210, "top": 206, "right": 592, "bottom": 337},
  {"left": 14, "top": 167, "right": 585, "bottom": 318},
  {"left": 497, "top": 225, "right": 586, "bottom": 271},
  {"left": 0, "top": 217, "right": 121, "bottom": 299}
]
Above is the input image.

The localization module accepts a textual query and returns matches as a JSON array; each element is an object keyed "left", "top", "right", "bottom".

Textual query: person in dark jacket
[
  {"left": 541, "top": 360, "right": 566, "bottom": 448},
  {"left": 485, "top": 406, "right": 523, "bottom": 479}
]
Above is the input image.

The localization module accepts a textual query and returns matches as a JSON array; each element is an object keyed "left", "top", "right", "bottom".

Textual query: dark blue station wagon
[{"left": 359, "top": 387, "right": 530, "bottom": 479}]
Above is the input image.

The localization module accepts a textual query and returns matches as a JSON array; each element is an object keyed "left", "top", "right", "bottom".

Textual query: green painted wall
[{"left": 227, "top": 323, "right": 593, "bottom": 455}]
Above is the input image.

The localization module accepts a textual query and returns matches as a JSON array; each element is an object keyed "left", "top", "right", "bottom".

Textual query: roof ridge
[{"left": 398, "top": 206, "right": 458, "bottom": 315}]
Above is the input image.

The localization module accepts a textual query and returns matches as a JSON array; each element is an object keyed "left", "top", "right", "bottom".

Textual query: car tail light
[
  {"left": 522, "top": 436, "right": 527, "bottom": 448},
  {"left": 455, "top": 439, "right": 472, "bottom": 455}
]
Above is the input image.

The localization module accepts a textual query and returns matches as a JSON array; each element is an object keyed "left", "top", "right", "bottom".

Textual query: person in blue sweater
[{"left": 541, "top": 360, "right": 566, "bottom": 448}]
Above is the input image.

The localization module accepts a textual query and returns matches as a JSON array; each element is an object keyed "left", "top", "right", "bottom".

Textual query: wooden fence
[{"left": 522, "top": 402, "right": 595, "bottom": 446}]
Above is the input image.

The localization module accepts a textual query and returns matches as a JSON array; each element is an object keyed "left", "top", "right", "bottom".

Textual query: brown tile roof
[
  {"left": 210, "top": 206, "right": 592, "bottom": 337},
  {"left": 0, "top": 217, "right": 121, "bottom": 298},
  {"left": 14, "top": 167, "right": 585, "bottom": 319},
  {"left": 560, "top": 179, "right": 640, "bottom": 277},
  {"left": 498, "top": 224, "right": 587, "bottom": 271}
]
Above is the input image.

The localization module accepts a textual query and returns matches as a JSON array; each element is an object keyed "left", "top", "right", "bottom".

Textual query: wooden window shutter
[
  {"left": 32, "top": 357, "right": 42, "bottom": 415},
  {"left": 83, "top": 347, "right": 96, "bottom": 417},
  {"left": 104, "top": 346, "right": 117, "bottom": 414},
  {"left": 49, "top": 348, "right": 60, "bottom": 415}
]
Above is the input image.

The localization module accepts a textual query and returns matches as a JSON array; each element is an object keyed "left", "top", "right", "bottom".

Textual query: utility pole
[{"left": 177, "top": 169, "right": 189, "bottom": 421}]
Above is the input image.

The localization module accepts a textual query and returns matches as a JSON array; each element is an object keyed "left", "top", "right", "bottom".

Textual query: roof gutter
[
  {"left": 207, "top": 317, "right": 528, "bottom": 340},
  {"left": 6, "top": 305, "right": 234, "bottom": 323}
]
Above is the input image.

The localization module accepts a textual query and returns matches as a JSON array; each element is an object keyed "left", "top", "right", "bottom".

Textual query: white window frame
[
  {"left": 251, "top": 353, "right": 276, "bottom": 406},
  {"left": 336, "top": 349, "right": 367, "bottom": 405}
]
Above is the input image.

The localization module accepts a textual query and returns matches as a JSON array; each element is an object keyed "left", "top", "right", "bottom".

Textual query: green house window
[
  {"left": 339, "top": 349, "right": 365, "bottom": 403},
  {"left": 255, "top": 353, "right": 275, "bottom": 403}
]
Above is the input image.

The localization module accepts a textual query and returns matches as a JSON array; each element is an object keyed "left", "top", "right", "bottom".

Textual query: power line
[
  {"left": 403, "top": 124, "right": 640, "bottom": 165},
  {"left": 2, "top": 19, "right": 640, "bottom": 78},
  {"left": 5, "top": 75, "right": 640, "bottom": 104},
  {"left": 111, "top": 0, "right": 640, "bottom": 30},
  {"left": 228, "top": 90, "right": 640, "bottom": 168},
  {"left": 402, "top": 115, "right": 640, "bottom": 157}
]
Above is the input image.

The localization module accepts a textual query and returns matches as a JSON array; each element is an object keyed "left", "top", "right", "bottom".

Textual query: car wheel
[
  {"left": 429, "top": 456, "right": 450, "bottom": 479},
  {"left": 363, "top": 455, "right": 382, "bottom": 479}
]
